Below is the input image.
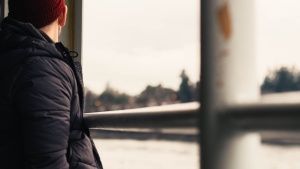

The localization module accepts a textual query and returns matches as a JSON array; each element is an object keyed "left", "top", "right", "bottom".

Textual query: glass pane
[
  {"left": 82, "top": 1, "right": 199, "bottom": 169},
  {"left": 256, "top": 1, "right": 300, "bottom": 169},
  {"left": 82, "top": 0, "right": 200, "bottom": 112}
]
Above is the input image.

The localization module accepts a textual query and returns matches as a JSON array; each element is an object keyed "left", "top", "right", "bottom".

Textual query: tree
[
  {"left": 261, "top": 67, "right": 300, "bottom": 93},
  {"left": 85, "top": 89, "right": 100, "bottom": 113},
  {"left": 177, "top": 70, "right": 193, "bottom": 102},
  {"left": 136, "top": 84, "right": 177, "bottom": 106},
  {"left": 98, "top": 83, "right": 130, "bottom": 111}
]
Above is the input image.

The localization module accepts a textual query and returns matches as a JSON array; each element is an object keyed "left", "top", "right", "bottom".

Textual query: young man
[{"left": 0, "top": 0, "right": 103, "bottom": 168}]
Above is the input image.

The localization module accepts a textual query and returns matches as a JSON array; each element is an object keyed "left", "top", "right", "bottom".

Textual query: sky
[
  {"left": 82, "top": 0, "right": 300, "bottom": 95},
  {"left": 255, "top": 0, "right": 300, "bottom": 80}
]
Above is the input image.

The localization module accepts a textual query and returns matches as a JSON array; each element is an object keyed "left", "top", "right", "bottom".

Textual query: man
[{"left": 0, "top": 0, "right": 103, "bottom": 168}]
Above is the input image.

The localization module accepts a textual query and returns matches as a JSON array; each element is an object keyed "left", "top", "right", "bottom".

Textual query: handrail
[
  {"left": 84, "top": 102, "right": 200, "bottom": 129},
  {"left": 223, "top": 103, "right": 300, "bottom": 131},
  {"left": 84, "top": 92, "right": 300, "bottom": 132},
  {"left": 222, "top": 92, "right": 300, "bottom": 131}
]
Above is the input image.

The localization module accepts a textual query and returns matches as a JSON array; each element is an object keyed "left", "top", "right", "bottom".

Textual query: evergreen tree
[
  {"left": 98, "top": 83, "right": 129, "bottom": 111},
  {"left": 136, "top": 84, "right": 177, "bottom": 106},
  {"left": 85, "top": 89, "right": 99, "bottom": 113},
  {"left": 177, "top": 70, "right": 193, "bottom": 102},
  {"left": 261, "top": 67, "right": 300, "bottom": 93}
]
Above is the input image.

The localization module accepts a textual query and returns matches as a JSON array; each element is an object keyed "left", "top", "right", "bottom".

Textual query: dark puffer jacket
[{"left": 0, "top": 17, "right": 103, "bottom": 169}]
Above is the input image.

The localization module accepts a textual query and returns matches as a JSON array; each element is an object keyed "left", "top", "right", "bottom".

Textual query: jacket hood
[
  {"left": 1, "top": 17, "right": 40, "bottom": 53},
  {"left": 0, "top": 17, "right": 66, "bottom": 73}
]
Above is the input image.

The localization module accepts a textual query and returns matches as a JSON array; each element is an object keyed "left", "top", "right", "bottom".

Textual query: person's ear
[{"left": 58, "top": 5, "right": 68, "bottom": 27}]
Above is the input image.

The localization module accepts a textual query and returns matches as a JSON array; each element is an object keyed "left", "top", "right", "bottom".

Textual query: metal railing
[
  {"left": 83, "top": 92, "right": 300, "bottom": 169},
  {"left": 222, "top": 103, "right": 300, "bottom": 132},
  {"left": 84, "top": 102, "right": 200, "bottom": 130},
  {"left": 84, "top": 99, "right": 300, "bottom": 132}
]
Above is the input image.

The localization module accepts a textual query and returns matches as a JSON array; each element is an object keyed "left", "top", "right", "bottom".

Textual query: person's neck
[{"left": 39, "top": 21, "right": 59, "bottom": 42}]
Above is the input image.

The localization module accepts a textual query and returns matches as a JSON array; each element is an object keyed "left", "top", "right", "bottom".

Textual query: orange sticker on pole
[{"left": 217, "top": 3, "right": 232, "bottom": 40}]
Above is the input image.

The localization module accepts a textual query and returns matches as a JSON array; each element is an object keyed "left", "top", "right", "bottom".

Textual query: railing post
[{"left": 200, "top": 0, "right": 260, "bottom": 169}]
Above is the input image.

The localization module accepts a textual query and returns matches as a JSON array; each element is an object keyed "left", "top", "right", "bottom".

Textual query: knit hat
[{"left": 8, "top": 0, "right": 65, "bottom": 29}]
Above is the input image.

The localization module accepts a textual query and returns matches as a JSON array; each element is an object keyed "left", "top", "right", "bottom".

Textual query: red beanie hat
[{"left": 8, "top": 0, "right": 65, "bottom": 29}]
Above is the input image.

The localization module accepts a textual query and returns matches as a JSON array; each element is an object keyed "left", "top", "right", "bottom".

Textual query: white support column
[
  {"left": 201, "top": 0, "right": 260, "bottom": 169},
  {"left": 59, "top": 0, "right": 83, "bottom": 63}
]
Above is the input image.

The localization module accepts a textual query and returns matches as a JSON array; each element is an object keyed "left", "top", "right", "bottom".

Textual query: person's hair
[{"left": 8, "top": 0, "right": 65, "bottom": 29}]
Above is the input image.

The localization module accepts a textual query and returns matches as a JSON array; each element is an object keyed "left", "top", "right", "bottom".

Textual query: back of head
[{"left": 8, "top": 0, "right": 65, "bottom": 29}]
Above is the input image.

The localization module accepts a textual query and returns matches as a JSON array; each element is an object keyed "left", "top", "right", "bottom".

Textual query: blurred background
[{"left": 81, "top": 0, "right": 300, "bottom": 168}]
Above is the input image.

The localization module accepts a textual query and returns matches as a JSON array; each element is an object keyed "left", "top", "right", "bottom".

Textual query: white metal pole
[{"left": 201, "top": 0, "right": 260, "bottom": 169}]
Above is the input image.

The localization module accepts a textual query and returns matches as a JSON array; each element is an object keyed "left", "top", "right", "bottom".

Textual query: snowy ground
[{"left": 94, "top": 139, "right": 300, "bottom": 169}]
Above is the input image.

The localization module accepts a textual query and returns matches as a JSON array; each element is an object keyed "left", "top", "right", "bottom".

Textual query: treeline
[
  {"left": 85, "top": 70, "right": 200, "bottom": 113},
  {"left": 261, "top": 67, "right": 300, "bottom": 94},
  {"left": 85, "top": 66, "right": 299, "bottom": 112}
]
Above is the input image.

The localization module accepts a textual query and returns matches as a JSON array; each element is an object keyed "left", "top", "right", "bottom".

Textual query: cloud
[
  {"left": 83, "top": 0, "right": 199, "bottom": 52},
  {"left": 82, "top": 0, "right": 200, "bottom": 94}
]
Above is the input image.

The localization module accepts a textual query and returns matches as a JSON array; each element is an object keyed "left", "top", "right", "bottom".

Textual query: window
[
  {"left": 81, "top": 0, "right": 300, "bottom": 169},
  {"left": 82, "top": 1, "right": 200, "bottom": 169},
  {"left": 82, "top": 0, "right": 200, "bottom": 112}
]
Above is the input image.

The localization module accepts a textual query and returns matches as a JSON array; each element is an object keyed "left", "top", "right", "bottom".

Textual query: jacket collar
[{"left": 0, "top": 17, "right": 53, "bottom": 43}]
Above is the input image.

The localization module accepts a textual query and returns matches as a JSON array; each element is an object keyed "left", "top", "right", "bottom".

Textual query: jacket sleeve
[{"left": 12, "top": 57, "right": 75, "bottom": 169}]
